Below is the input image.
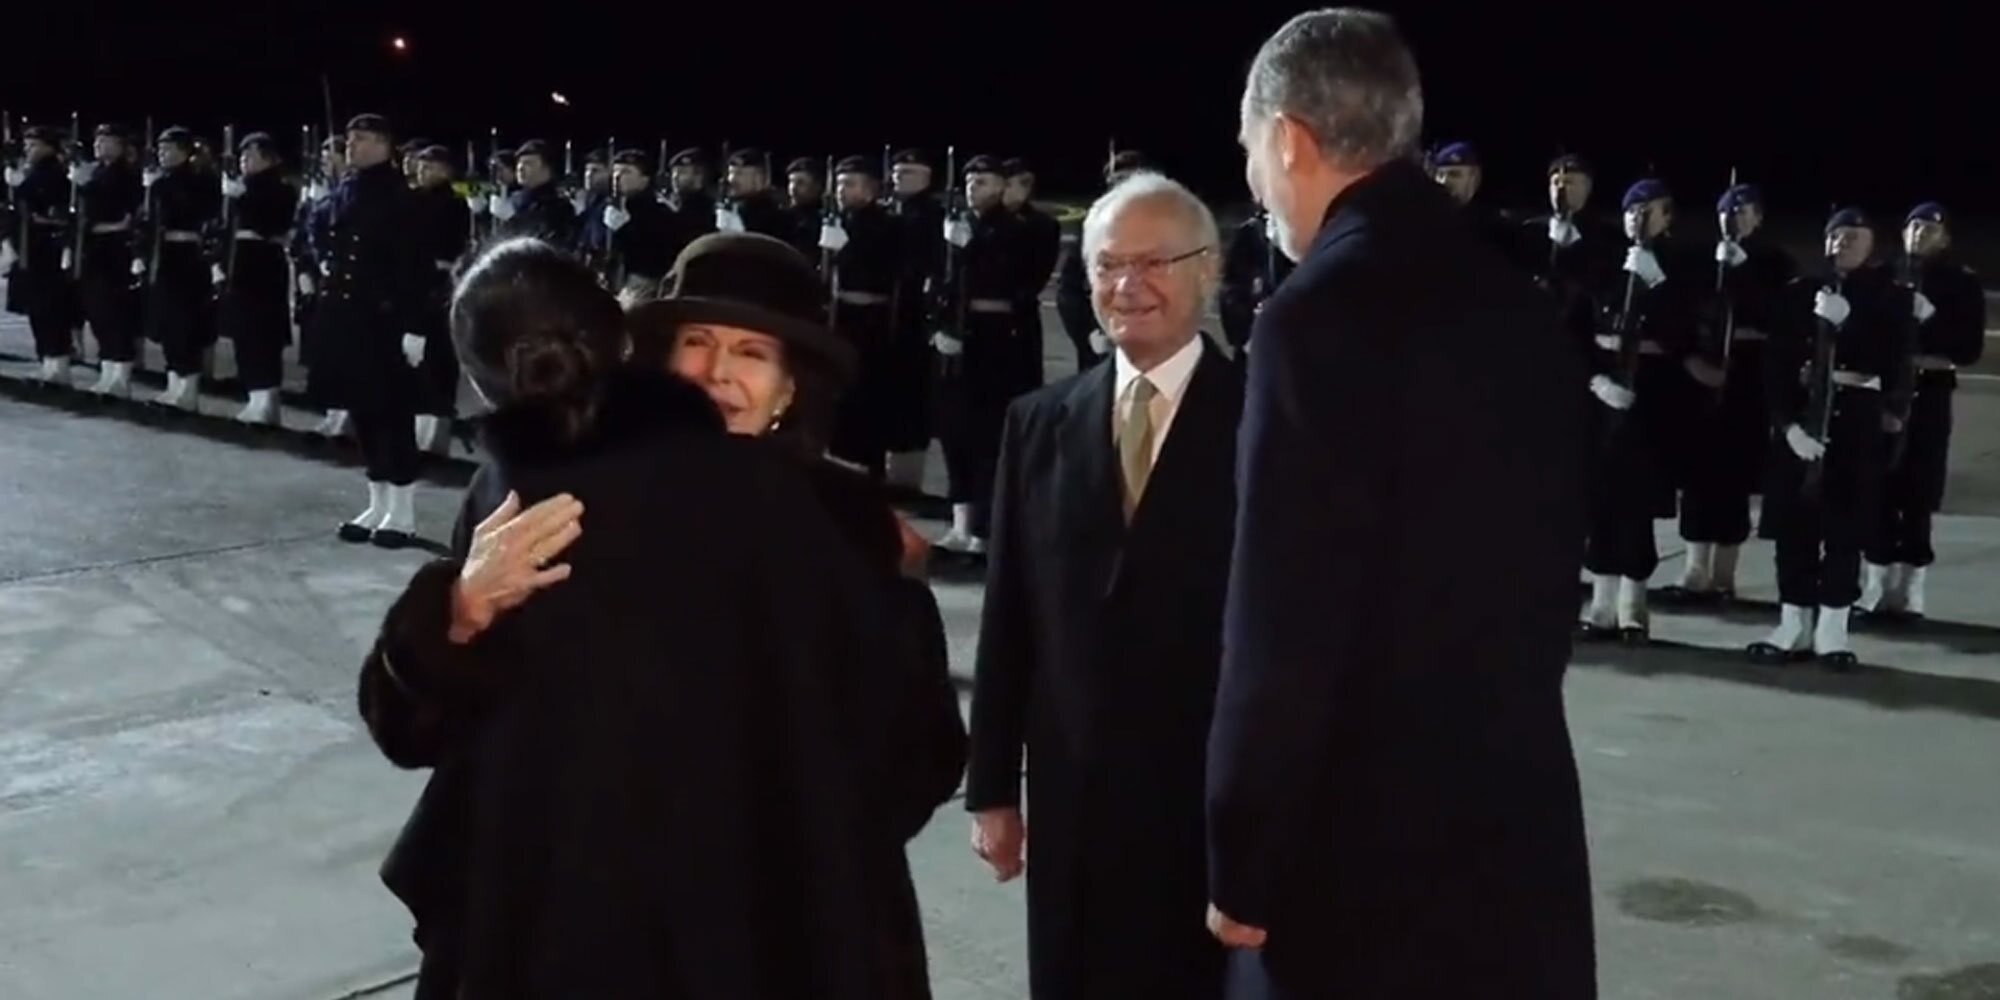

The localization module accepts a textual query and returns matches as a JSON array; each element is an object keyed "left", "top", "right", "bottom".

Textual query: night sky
[{"left": 8, "top": 1, "right": 1987, "bottom": 218}]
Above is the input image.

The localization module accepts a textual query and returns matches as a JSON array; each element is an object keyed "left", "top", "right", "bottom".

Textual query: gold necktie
[{"left": 1120, "top": 376, "right": 1158, "bottom": 520}]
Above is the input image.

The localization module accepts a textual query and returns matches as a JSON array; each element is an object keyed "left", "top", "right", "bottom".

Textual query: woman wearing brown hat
[{"left": 358, "top": 237, "right": 925, "bottom": 999}]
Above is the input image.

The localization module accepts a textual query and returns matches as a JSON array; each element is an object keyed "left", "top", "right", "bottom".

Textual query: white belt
[
  {"left": 1831, "top": 371, "right": 1881, "bottom": 390},
  {"left": 90, "top": 220, "right": 132, "bottom": 234},
  {"left": 968, "top": 298, "right": 1014, "bottom": 314},
  {"left": 1593, "top": 335, "right": 1667, "bottom": 356},
  {"left": 232, "top": 230, "right": 265, "bottom": 241},
  {"left": 837, "top": 290, "right": 890, "bottom": 306},
  {"left": 434, "top": 259, "right": 454, "bottom": 273},
  {"left": 1914, "top": 355, "right": 1957, "bottom": 372},
  {"left": 1730, "top": 327, "right": 1768, "bottom": 342},
  {"left": 162, "top": 231, "right": 202, "bottom": 243}
]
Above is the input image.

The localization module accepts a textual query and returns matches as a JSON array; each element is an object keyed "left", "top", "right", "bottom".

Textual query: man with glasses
[{"left": 968, "top": 169, "right": 1243, "bottom": 999}]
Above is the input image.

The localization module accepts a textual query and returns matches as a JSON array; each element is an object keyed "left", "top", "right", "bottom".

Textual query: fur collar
[{"left": 478, "top": 368, "right": 725, "bottom": 469}]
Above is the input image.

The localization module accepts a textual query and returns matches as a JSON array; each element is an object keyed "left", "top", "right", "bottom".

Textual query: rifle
[
  {"left": 1601, "top": 205, "right": 1650, "bottom": 443},
  {"left": 937, "top": 144, "right": 967, "bottom": 375},
  {"left": 1710, "top": 165, "right": 1740, "bottom": 406},
  {"left": 820, "top": 153, "right": 839, "bottom": 325},
  {"left": 4, "top": 111, "right": 28, "bottom": 272},
  {"left": 1258, "top": 207, "right": 1277, "bottom": 300},
  {"left": 717, "top": 138, "right": 734, "bottom": 217},
  {"left": 1885, "top": 250, "right": 1924, "bottom": 470},
  {"left": 221, "top": 124, "right": 240, "bottom": 291},
  {"left": 562, "top": 138, "right": 576, "bottom": 200},
  {"left": 67, "top": 111, "right": 87, "bottom": 280},
  {"left": 602, "top": 134, "right": 623, "bottom": 289},
  {"left": 1800, "top": 257, "right": 1842, "bottom": 502}
]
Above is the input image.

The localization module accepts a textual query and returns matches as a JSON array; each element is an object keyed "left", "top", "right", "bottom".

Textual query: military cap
[
  {"left": 963, "top": 154, "right": 1005, "bottom": 177},
  {"left": 1717, "top": 183, "right": 1762, "bottom": 214},
  {"left": 322, "top": 134, "right": 345, "bottom": 153},
  {"left": 668, "top": 147, "right": 708, "bottom": 170},
  {"left": 891, "top": 148, "right": 934, "bottom": 170},
  {"left": 584, "top": 147, "right": 609, "bottom": 167},
  {"left": 1001, "top": 157, "right": 1034, "bottom": 178},
  {"left": 612, "top": 148, "right": 654, "bottom": 173},
  {"left": 1105, "top": 150, "right": 1151, "bottom": 176},
  {"left": 415, "top": 144, "right": 453, "bottom": 165},
  {"left": 157, "top": 126, "right": 196, "bottom": 148},
  {"left": 490, "top": 147, "right": 517, "bottom": 166},
  {"left": 23, "top": 124, "right": 64, "bottom": 144},
  {"left": 240, "top": 132, "right": 280, "bottom": 156},
  {"left": 1547, "top": 153, "right": 1591, "bottom": 177},
  {"left": 399, "top": 137, "right": 432, "bottom": 155},
  {"left": 514, "top": 139, "right": 554, "bottom": 162},
  {"left": 833, "top": 154, "right": 880, "bottom": 180},
  {"left": 784, "top": 156, "right": 821, "bottom": 178},
  {"left": 725, "top": 147, "right": 770, "bottom": 170},
  {"left": 1431, "top": 141, "right": 1478, "bottom": 167},
  {"left": 344, "top": 114, "right": 392, "bottom": 138},
  {"left": 1906, "top": 201, "right": 1948, "bottom": 228},
  {"left": 1825, "top": 207, "right": 1870, "bottom": 233},
  {"left": 1621, "top": 178, "right": 1671, "bottom": 210},
  {"left": 94, "top": 123, "right": 133, "bottom": 141}
]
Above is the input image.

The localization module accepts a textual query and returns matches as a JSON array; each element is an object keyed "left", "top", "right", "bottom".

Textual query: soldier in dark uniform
[
  {"left": 1428, "top": 140, "right": 1520, "bottom": 261},
  {"left": 599, "top": 149, "right": 677, "bottom": 295},
  {"left": 782, "top": 155, "right": 827, "bottom": 260},
  {"left": 76, "top": 124, "right": 146, "bottom": 397},
  {"left": 1002, "top": 158, "right": 1061, "bottom": 375},
  {"left": 1658, "top": 183, "right": 1797, "bottom": 605},
  {"left": 1520, "top": 154, "right": 1620, "bottom": 360},
  {"left": 1, "top": 125, "right": 80, "bottom": 386},
  {"left": 1748, "top": 208, "right": 1914, "bottom": 667},
  {"left": 467, "top": 147, "right": 517, "bottom": 244},
  {"left": 931, "top": 154, "right": 1035, "bottom": 555},
  {"left": 490, "top": 139, "right": 577, "bottom": 247},
  {"left": 573, "top": 147, "right": 614, "bottom": 264},
  {"left": 216, "top": 132, "right": 296, "bottom": 425},
  {"left": 1055, "top": 149, "right": 1151, "bottom": 369},
  {"left": 1861, "top": 202, "right": 1986, "bottom": 621},
  {"left": 139, "top": 126, "right": 223, "bottom": 410},
  {"left": 1577, "top": 178, "right": 1702, "bottom": 642},
  {"left": 296, "top": 134, "right": 351, "bottom": 438},
  {"left": 821, "top": 154, "right": 901, "bottom": 479},
  {"left": 659, "top": 147, "right": 716, "bottom": 266},
  {"left": 408, "top": 145, "right": 471, "bottom": 452},
  {"left": 716, "top": 148, "right": 787, "bottom": 239},
  {"left": 1218, "top": 210, "right": 1293, "bottom": 353},
  {"left": 399, "top": 138, "right": 431, "bottom": 188},
  {"left": 312, "top": 114, "right": 429, "bottom": 547},
  {"left": 883, "top": 147, "right": 947, "bottom": 492}
]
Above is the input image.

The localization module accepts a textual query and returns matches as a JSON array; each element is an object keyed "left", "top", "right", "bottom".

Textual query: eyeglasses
[{"left": 1090, "top": 246, "right": 1211, "bottom": 282}]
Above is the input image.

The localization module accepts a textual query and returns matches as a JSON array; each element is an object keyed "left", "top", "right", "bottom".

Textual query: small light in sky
[
  {"left": 391, "top": 36, "right": 409, "bottom": 52},
  {"left": 551, "top": 92, "right": 571, "bottom": 107}
]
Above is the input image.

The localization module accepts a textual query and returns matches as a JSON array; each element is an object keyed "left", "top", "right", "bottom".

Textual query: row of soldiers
[{"left": 1396, "top": 142, "right": 1985, "bottom": 665}]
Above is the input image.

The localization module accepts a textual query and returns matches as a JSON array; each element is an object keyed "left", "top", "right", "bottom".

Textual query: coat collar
[
  {"left": 478, "top": 367, "right": 725, "bottom": 470},
  {"left": 1310, "top": 157, "right": 1446, "bottom": 260}
]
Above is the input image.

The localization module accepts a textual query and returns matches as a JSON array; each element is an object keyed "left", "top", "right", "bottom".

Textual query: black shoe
[
  {"left": 337, "top": 522, "right": 374, "bottom": 543},
  {"left": 1818, "top": 650, "right": 1859, "bottom": 672},
  {"left": 1618, "top": 624, "right": 1651, "bottom": 646},
  {"left": 1575, "top": 621, "right": 1619, "bottom": 641},
  {"left": 371, "top": 529, "right": 413, "bottom": 550},
  {"left": 1747, "top": 641, "right": 1810, "bottom": 664},
  {"left": 1654, "top": 585, "right": 1725, "bottom": 608}
]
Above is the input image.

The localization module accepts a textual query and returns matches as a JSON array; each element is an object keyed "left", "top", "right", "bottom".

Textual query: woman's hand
[
  {"left": 895, "top": 513, "right": 930, "bottom": 581},
  {"left": 448, "top": 491, "right": 584, "bottom": 644}
]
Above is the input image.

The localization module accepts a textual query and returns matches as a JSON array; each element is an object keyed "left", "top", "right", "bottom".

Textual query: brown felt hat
[{"left": 627, "top": 232, "right": 855, "bottom": 387}]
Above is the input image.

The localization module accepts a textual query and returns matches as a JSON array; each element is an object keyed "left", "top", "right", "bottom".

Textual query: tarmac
[{"left": 0, "top": 295, "right": 1996, "bottom": 1000}]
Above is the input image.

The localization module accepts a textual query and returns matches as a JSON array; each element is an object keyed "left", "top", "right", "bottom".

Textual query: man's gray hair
[
  {"left": 1080, "top": 170, "right": 1222, "bottom": 265},
  {"left": 1243, "top": 7, "right": 1424, "bottom": 168}
]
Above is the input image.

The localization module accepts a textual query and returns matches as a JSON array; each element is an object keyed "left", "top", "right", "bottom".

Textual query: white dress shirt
[{"left": 1112, "top": 335, "right": 1204, "bottom": 466}]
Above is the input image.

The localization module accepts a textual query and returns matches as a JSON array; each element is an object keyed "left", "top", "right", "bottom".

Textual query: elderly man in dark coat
[{"left": 1206, "top": 10, "right": 1596, "bottom": 999}]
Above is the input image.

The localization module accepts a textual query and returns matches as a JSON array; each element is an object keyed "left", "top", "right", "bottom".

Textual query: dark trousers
[
  {"left": 829, "top": 303, "right": 895, "bottom": 479},
  {"left": 1869, "top": 378, "right": 1955, "bottom": 567},
  {"left": 1678, "top": 357, "right": 1767, "bottom": 545},
  {"left": 81, "top": 261, "right": 140, "bottom": 363},
  {"left": 936, "top": 313, "right": 1038, "bottom": 537},
  {"left": 883, "top": 291, "right": 934, "bottom": 453},
  {"left": 1679, "top": 477, "right": 1752, "bottom": 545},
  {"left": 1584, "top": 410, "right": 1666, "bottom": 580},
  {"left": 29, "top": 306, "right": 73, "bottom": 359},
  {"left": 353, "top": 402, "right": 420, "bottom": 486},
  {"left": 416, "top": 333, "right": 460, "bottom": 417},
  {"left": 1766, "top": 390, "right": 1883, "bottom": 608},
  {"left": 150, "top": 250, "right": 214, "bottom": 375},
  {"left": 224, "top": 294, "right": 290, "bottom": 391}
]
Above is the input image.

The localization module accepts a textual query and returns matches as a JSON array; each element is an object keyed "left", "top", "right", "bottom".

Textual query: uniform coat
[
  {"left": 967, "top": 339, "right": 1243, "bottom": 999},
  {"left": 142, "top": 163, "right": 222, "bottom": 373},
  {"left": 1218, "top": 215, "right": 1294, "bottom": 351},
  {"left": 1207, "top": 160, "right": 1596, "bottom": 999},
  {"left": 218, "top": 169, "right": 298, "bottom": 390},
  {"left": 1871, "top": 253, "right": 1984, "bottom": 566},
  {"left": 77, "top": 158, "right": 145, "bottom": 363},
  {"left": 306, "top": 160, "right": 425, "bottom": 413}
]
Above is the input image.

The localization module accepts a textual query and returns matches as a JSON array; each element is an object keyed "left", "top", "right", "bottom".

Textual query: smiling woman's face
[{"left": 666, "top": 323, "right": 796, "bottom": 436}]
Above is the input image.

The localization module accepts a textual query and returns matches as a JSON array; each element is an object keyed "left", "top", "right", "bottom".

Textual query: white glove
[
  {"left": 603, "top": 203, "right": 630, "bottom": 232},
  {"left": 488, "top": 193, "right": 516, "bottom": 221},
  {"left": 1547, "top": 216, "right": 1580, "bottom": 247},
  {"left": 69, "top": 162, "right": 96, "bottom": 186},
  {"left": 130, "top": 257, "right": 146, "bottom": 277},
  {"left": 0, "top": 243, "right": 18, "bottom": 272},
  {"left": 464, "top": 192, "right": 484, "bottom": 215},
  {"left": 1913, "top": 292, "right": 1936, "bottom": 323},
  {"left": 1814, "top": 289, "right": 1850, "bottom": 327},
  {"left": 1716, "top": 239, "right": 1748, "bottom": 267},
  {"left": 60, "top": 248, "right": 73, "bottom": 272},
  {"left": 402, "top": 334, "right": 426, "bottom": 369},
  {"left": 1623, "top": 246, "right": 1666, "bottom": 288},
  {"left": 1589, "top": 374, "right": 1635, "bottom": 411},
  {"left": 931, "top": 332, "right": 965, "bottom": 357},
  {"left": 3, "top": 166, "right": 25, "bottom": 189},
  {"left": 211, "top": 263, "right": 227, "bottom": 286},
  {"left": 221, "top": 175, "right": 247, "bottom": 200},
  {"left": 307, "top": 180, "right": 330, "bottom": 202},
  {"left": 1088, "top": 330, "right": 1111, "bottom": 356},
  {"left": 818, "top": 221, "right": 849, "bottom": 251},
  {"left": 1785, "top": 423, "right": 1826, "bottom": 462},
  {"left": 142, "top": 168, "right": 162, "bottom": 189},
  {"left": 297, "top": 272, "right": 315, "bottom": 296},
  {"left": 1262, "top": 213, "right": 1279, "bottom": 243},
  {"left": 943, "top": 216, "right": 972, "bottom": 248},
  {"left": 714, "top": 206, "right": 744, "bottom": 233},
  {"left": 569, "top": 192, "right": 590, "bottom": 217}
]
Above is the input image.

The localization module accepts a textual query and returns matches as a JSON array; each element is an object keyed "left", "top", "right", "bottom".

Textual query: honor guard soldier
[
  {"left": 715, "top": 148, "right": 787, "bottom": 238},
  {"left": 781, "top": 156, "right": 827, "bottom": 261},
  {"left": 1, "top": 124, "right": 80, "bottom": 386},
  {"left": 1428, "top": 140, "right": 1519, "bottom": 260},
  {"left": 1056, "top": 149, "right": 1151, "bottom": 368},
  {"left": 1749, "top": 208, "right": 1915, "bottom": 667},
  {"left": 1577, "top": 178, "right": 1701, "bottom": 642},
  {"left": 931, "top": 154, "right": 1036, "bottom": 555},
  {"left": 599, "top": 149, "right": 676, "bottom": 294},
  {"left": 572, "top": 147, "right": 614, "bottom": 262},
  {"left": 76, "top": 123, "right": 146, "bottom": 396},
  {"left": 1524, "top": 154, "right": 1620, "bottom": 359},
  {"left": 883, "top": 147, "right": 948, "bottom": 492},
  {"left": 1218, "top": 209, "right": 1293, "bottom": 353},
  {"left": 1657, "top": 183, "right": 1797, "bottom": 604},
  {"left": 660, "top": 147, "right": 717, "bottom": 264},
  {"left": 1860, "top": 202, "right": 1985, "bottom": 621},
  {"left": 399, "top": 138, "right": 430, "bottom": 187},
  {"left": 466, "top": 146, "right": 517, "bottom": 243},
  {"left": 820, "top": 154, "right": 902, "bottom": 478},
  {"left": 296, "top": 134, "right": 351, "bottom": 439},
  {"left": 216, "top": 132, "right": 296, "bottom": 425},
  {"left": 140, "top": 126, "right": 224, "bottom": 409},
  {"left": 408, "top": 145, "right": 472, "bottom": 451},
  {"left": 314, "top": 114, "right": 431, "bottom": 548},
  {"left": 1001, "top": 158, "right": 1062, "bottom": 372},
  {"left": 490, "top": 139, "right": 578, "bottom": 247}
]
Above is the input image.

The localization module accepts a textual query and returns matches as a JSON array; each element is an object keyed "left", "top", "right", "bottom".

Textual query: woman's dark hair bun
[
  {"left": 507, "top": 335, "right": 591, "bottom": 402},
  {"left": 451, "top": 237, "right": 626, "bottom": 444}
]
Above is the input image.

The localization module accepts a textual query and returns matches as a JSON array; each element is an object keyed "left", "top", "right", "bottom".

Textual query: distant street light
[
  {"left": 391, "top": 36, "right": 409, "bottom": 53},
  {"left": 551, "top": 92, "right": 571, "bottom": 108}
]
